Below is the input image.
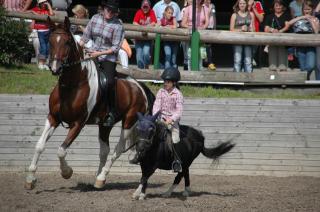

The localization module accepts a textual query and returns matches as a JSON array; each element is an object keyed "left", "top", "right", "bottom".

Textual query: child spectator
[
  {"left": 153, "top": 0, "right": 181, "bottom": 22},
  {"left": 283, "top": 0, "right": 319, "bottom": 80},
  {"left": 70, "top": 4, "right": 91, "bottom": 47},
  {"left": 31, "top": 0, "right": 54, "bottom": 70},
  {"left": 181, "top": 0, "right": 209, "bottom": 70},
  {"left": 133, "top": 0, "right": 157, "bottom": 69},
  {"left": 180, "top": 0, "right": 192, "bottom": 70},
  {"left": 230, "top": 0, "right": 255, "bottom": 73},
  {"left": 118, "top": 39, "right": 132, "bottom": 70},
  {"left": 158, "top": 5, "right": 178, "bottom": 69},
  {"left": 203, "top": 0, "right": 216, "bottom": 71},
  {"left": 264, "top": 0, "right": 291, "bottom": 71}
]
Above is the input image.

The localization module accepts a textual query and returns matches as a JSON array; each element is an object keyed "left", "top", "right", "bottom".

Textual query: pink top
[
  {"left": 152, "top": 88, "right": 184, "bottom": 122},
  {"left": 160, "top": 16, "right": 175, "bottom": 26},
  {"left": 184, "top": 5, "right": 208, "bottom": 29}
]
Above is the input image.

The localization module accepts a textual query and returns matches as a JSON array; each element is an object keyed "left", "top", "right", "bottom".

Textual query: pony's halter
[{"left": 136, "top": 120, "right": 157, "bottom": 145}]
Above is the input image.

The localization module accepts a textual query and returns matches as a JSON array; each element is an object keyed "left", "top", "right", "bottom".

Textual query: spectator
[
  {"left": 70, "top": 4, "right": 91, "bottom": 47},
  {"left": 31, "top": 0, "right": 54, "bottom": 70},
  {"left": 133, "top": 0, "right": 157, "bottom": 69},
  {"left": 80, "top": 0, "right": 124, "bottom": 126},
  {"left": 153, "top": 0, "right": 181, "bottom": 22},
  {"left": 180, "top": 0, "right": 192, "bottom": 70},
  {"left": 181, "top": 0, "right": 209, "bottom": 70},
  {"left": 22, "top": 0, "right": 70, "bottom": 18},
  {"left": 248, "top": 0, "right": 264, "bottom": 67},
  {"left": 3, "top": 0, "right": 24, "bottom": 11},
  {"left": 230, "top": 0, "right": 255, "bottom": 73},
  {"left": 158, "top": 5, "right": 178, "bottom": 68},
  {"left": 289, "top": 0, "right": 304, "bottom": 18},
  {"left": 264, "top": 0, "right": 291, "bottom": 71},
  {"left": 315, "top": 1, "right": 320, "bottom": 80},
  {"left": 203, "top": 0, "right": 216, "bottom": 71},
  {"left": 284, "top": 0, "right": 319, "bottom": 80}
]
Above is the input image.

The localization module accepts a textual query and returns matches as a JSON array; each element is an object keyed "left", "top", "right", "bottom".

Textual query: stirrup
[
  {"left": 172, "top": 160, "right": 182, "bottom": 173},
  {"left": 103, "top": 112, "right": 115, "bottom": 127}
]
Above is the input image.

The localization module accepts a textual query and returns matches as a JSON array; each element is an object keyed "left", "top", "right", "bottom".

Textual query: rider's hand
[{"left": 88, "top": 51, "right": 101, "bottom": 58}]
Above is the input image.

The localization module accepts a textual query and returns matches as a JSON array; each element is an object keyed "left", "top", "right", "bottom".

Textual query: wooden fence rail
[{"left": 0, "top": 94, "right": 320, "bottom": 177}]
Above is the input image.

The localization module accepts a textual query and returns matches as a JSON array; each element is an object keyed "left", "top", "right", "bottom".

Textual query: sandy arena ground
[{"left": 0, "top": 172, "right": 319, "bottom": 212}]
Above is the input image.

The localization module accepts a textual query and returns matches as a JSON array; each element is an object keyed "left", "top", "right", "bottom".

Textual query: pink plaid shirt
[{"left": 152, "top": 88, "right": 184, "bottom": 122}]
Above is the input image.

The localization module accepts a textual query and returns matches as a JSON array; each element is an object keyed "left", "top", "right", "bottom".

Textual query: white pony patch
[
  {"left": 125, "top": 77, "right": 148, "bottom": 111},
  {"left": 82, "top": 60, "right": 99, "bottom": 121}
]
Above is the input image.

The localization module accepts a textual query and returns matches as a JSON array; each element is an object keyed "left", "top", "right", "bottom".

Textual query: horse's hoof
[
  {"left": 182, "top": 190, "right": 190, "bottom": 197},
  {"left": 24, "top": 181, "right": 35, "bottom": 190},
  {"left": 61, "top": 167, "right": 73, "bottom": 179},
  {"left": 94, "top": 180, "right": 106, "bottom": 189},
  {"left": 138, "top": 193, "right": 146, "bottom": 200}
]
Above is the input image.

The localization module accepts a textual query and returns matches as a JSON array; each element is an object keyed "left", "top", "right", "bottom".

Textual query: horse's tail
[{"left": 201, "top": 140, "right": 235, "bottom": 160}]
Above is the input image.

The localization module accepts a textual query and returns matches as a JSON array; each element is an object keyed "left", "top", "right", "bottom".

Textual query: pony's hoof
[
  {"left": 94, "top": 180, "right": 106, "bottom": 189},
  {"left": 61, "top": 167, "right": 73, "bottom": 179},
  {"left": 138, "top": 193, "right": 146, "bottom": 200},
  {"left": 24, "top": 181, "right": 35, "bottom": 190}
]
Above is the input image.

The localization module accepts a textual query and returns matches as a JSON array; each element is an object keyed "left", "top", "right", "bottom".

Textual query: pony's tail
[{"left": 201, "top": 140, "right": 235, "bottom": 160}]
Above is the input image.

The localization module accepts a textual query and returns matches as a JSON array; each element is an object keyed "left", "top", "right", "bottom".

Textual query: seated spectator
[
  {"left": 3, "top": 0, "right": 24, "bottom": 11},
  {"left": 181, "top": 0, "right": 209, "bottom": 71},
  {"left": 180, "top": 0, "right": 192, "bottom": 70},
  {"left": 31, "top": 0, "right": 54, "bottom": 70},
  {"left": 230, "top": 0, "right": 255, "bottom": 73},
  {"left": 133, "top": 0, "right": 157, "bottom": 69},
  {"left": 203, "top": 0, "right": 216, "bottom": 71},
  {"left": 283, "top": 0, "right": 319, "bottom": 80},
  {"left": 153, "top": 0, "right": 181, "bottom": 23},
  {"left": 264, "top": 0, "right": 291, "bottom": 71},
  {"left": 158, "top": 5, "right": 178, "bottom": 69}
]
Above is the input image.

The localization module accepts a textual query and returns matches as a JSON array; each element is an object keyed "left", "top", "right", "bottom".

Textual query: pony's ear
[
  {"left": 64, "top": 16, "right": 71, "bottom": 31},
  {"left": 151, "top": 111, "right": 161, "bottom": 122},
  {"left": 47, "top": 16, "right": 55, "bottom": 31},
  {"left": 137, "top": 112, "right": 144, "bottom": 121}
]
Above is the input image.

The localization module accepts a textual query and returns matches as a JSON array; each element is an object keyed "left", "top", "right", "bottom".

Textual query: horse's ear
[
  {"left": 137, "top": 112, "right": 144, "bottom": 121},
  {"left": 47, "top": 16, "right": 55, "bottom": 31},
  {"left": 151, "top": 111, "right": 161, "bottom": 122},
  {"left": 64, "top": 16, "right": 71, "bottom": 31}
]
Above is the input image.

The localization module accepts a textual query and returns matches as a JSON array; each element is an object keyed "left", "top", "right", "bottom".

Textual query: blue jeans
[
  {"left": 163, "top": 41, "right": 178, "bottom": 69},
  {"left": 135, "top": 41, "right": 151, "bottom": 69},
  {"left": 37, "top": 30, "right": 50, "bottom": 60},
  {"left": 297, "top": 47, "right": 316, "bottom": 79},
  {"left": 233, "top": 45, "right": 253, "bottom": 72}
]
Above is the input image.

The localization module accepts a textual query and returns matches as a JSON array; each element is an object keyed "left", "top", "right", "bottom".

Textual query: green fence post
[
  {"left": 191, "top": 31, "right": 200, "bottom": 71},
  {"left": 153, "top": 33, "right": 161, "bottom": 70}
]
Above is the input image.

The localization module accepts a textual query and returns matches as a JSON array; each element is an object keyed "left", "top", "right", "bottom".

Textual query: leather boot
[
  {"left": 129, "top": 153, "right": 140, "bottom": 165},
  {"left": 104, "top": 87, "right": 116, "bottom": 127}
]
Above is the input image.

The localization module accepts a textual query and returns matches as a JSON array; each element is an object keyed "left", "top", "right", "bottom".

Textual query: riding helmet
[{"left": 161, "top": 67, "right": 181, "bottom": 82}]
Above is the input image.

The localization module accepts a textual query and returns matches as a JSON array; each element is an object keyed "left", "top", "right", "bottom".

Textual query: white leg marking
[
  {"left": 97, "top": 138, "right": 110, "bottom": 177},
  {"left": 132, "top": 184, "right": 143, "bottom": 199},
  {"left": 182, "top": 186, "right": 192, "bottom": 197},
  {"left": 162, "top": 184, "right": 177, "bottom": 197},
  {"left": 26, "top": 119, "right": 55, "bottom": 183},
  {"left": 57, "top": 146, "right": 72, "bottom": 178},
  {"left": 56, "top": 35, "right": 61, "bottom": 43}
]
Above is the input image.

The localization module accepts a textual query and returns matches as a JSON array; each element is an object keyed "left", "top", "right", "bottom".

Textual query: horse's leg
[
  {"left": 132, "top": 168, "right": 155, "bottom": 200},
  {"left": 57, "top": 122, "right": 84, "bottom": 179},
  {"left": 94, "top": 126, "right": 134, "bottom": 188},
  {"left": 94, "top": 125, "right": 111, "bottom": 188},
  {"left": 182, "top": 168, "right": 192, "bottom": 197},
  {"left": 162, "top": 172, "right": 184, "bottom": 197},
  {"left": 25, "top": 117, "right": 57, "bottom": 189}
]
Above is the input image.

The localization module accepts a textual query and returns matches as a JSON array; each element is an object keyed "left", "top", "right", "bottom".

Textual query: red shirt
[
  {"left": 160, "top": 16, "right": 175, "bottom": 26},
  {"left": 250, "top": 1, "right": 264, "bottom": 32},
  {"left": 133, "top": 9, "right": 157, "bottom": 26},
  {"left": 32, "top": 6, "right": 51, "bottom": 30}
]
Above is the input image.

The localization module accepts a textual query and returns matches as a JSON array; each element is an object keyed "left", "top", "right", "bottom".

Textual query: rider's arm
[{"left": 171, "top": 91, "right": 184, "bottom": 122}]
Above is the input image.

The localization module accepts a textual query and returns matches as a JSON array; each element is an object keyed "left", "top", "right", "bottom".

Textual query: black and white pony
[{"left": 132, "top": 112, "right": 235, "bottom": 200}]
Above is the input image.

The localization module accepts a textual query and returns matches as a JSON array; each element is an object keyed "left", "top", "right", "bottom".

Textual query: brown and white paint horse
[{"left": 25, "top": 17, "right": 155, "bottom": 189}]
